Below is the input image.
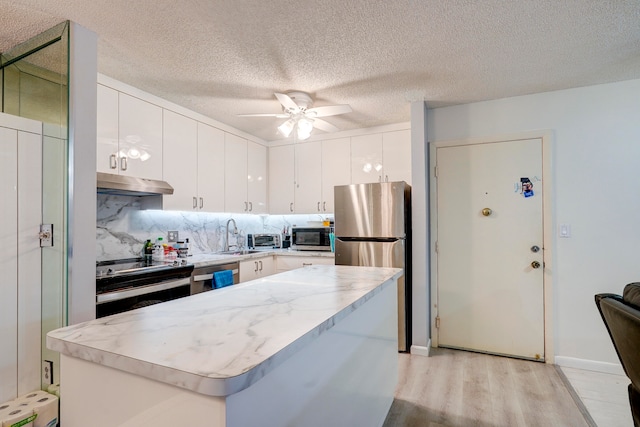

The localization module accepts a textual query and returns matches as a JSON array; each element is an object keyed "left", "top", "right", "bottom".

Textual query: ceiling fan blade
[
  {"left": 306, "top": 104, "right": 352, "bottom": 117},
  {"left": 312, "top": 118, "right": 339, "bottom": 133},
  {"left": 275, "top": 93, "right": 299, "bottom": 111},
  {"left": 238, "top": 113, "right": 289, "bottom": 118}
]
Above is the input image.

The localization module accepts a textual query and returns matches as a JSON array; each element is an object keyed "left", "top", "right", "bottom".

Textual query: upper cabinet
[
  {"left": 294, "top": 141, "right": 322, "bottom": 213},
  {"left": 197, "top": 123, "right": 225, "bottom": 212},
  {"left": 350, "top": 130, "right": 411, "bottom": 184},
  {"left": 97, "top": 86, "right": 163, "bottom": 180},
  {"left": 118, "top": 93, "right": 163, "bottom": 180},
  {"left": 321, "top": 138, "right": 351, "bottom": 212},
  {"left": 269, "top": 145, "right": 295, "bottom": 214},
  {"left": 225, "top": 134, "right": 268, "bottom": 213},
  {"left": 162, "top": 110, "right": 198, "bottom": 211}
]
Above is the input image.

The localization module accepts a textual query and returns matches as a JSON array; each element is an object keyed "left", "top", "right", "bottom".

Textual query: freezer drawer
[
  {"left": 334, "top": 239, "right": 405, "bottom": 269},
  {"left": 335, "top": 238, "right": 409, "bottom": 351}
]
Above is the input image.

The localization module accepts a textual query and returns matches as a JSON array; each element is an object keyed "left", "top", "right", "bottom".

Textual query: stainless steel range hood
[{"left": 97, "top": 172, "right": 174, "bottom": 196}]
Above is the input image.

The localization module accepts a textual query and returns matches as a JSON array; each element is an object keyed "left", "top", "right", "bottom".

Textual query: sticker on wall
[{"left": 520, "top": 177, "right": 534, "bottom": 198}]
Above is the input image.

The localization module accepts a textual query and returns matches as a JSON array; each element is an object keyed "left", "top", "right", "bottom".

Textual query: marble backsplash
[{"left": 97, "top": 194, "right": 332, "bottom": 261}]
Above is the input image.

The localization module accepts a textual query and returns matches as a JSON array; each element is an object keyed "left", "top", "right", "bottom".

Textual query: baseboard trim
[
  {"left": 410, "top": 340, "right": 431, "bottom": 357},
  {"left": 554, "top": 356, "right": 625, "bottom": 375}
]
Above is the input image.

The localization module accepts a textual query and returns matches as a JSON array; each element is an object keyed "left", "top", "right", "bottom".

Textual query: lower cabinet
[
  {"left": 276, "top": 256, "right": 335, "bottom": 273},
  {"left": 239, "top": 256, "right": 275, "bottom": 282}
]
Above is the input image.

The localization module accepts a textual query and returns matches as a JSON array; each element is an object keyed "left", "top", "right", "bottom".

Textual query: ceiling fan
[{"left": 239, "top": 91, "right": 352, "bottom": 140}]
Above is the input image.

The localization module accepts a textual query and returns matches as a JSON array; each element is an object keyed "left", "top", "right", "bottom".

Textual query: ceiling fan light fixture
[
  {"left": 297, "top": 117, "right": 314, "bottom": 140},
  {"left": 278, "top": 119, "right": 295, "bottom": 137}
]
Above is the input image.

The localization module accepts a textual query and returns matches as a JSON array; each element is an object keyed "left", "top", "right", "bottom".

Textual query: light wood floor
[
  {"left": 560, "top": 366, "right": 631, "bottom": 427},
  {"left": 383, "top": 348, "right": 591, "bottom": 427}
]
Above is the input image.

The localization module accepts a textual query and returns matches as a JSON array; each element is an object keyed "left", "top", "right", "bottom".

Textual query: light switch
[{"left": 559, "top": 224, "right": 571, "bottom": 238}]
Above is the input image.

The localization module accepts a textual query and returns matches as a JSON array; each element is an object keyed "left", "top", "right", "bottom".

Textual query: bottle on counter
[
  {"left": 143, "top": 239, "right": 153, "bottom": 262},
  {"left": 152, "top": 237, "right": 165, "bottom": 261}
]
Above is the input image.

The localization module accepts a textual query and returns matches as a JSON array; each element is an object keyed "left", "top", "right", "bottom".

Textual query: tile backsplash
[{"left": 97, "top": 195, "right": 331, "bottom": 261}]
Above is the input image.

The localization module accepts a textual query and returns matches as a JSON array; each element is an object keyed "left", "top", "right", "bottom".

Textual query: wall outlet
[
  {"left": 167, "top": 231, "right": 179, "bottom": 242},
  {"left": 42, "top": 360, "right": 53, "bottom": 385}
]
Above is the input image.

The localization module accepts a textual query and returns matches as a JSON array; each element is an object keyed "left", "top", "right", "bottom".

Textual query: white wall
[{"left": 426, "top": 78, "right": 640, "bottom": 369}]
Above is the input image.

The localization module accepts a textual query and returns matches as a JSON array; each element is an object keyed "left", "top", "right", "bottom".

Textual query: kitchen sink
[{"left": 217, "top": 250, "right": 263, "bottom": 256}]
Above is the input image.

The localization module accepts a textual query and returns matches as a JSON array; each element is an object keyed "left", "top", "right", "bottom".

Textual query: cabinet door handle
[
  {"left": 244, "top": 201, "right": 248, "bottom": 212},
  {"left": 317, "top": 202, "right": 321, "bottom": 212},
  {"left": 259, "top": 260, "right": 263, "bottom": 271},
  {"left": 302, "top": 263, "right": 312, "bottom": 267},
  {"left": 193, "top": 197, "right": 197, "bottom": 209},
  {"left": 378, "top": 175, "right": 382, "bottom": 182},
  {"left": 290, "top": 202, "right": 294, "bottom": 212},
  {"left": 199, "top": 197, "right": 204, "bottom": 209},
  {"left": 249, "top": 201, "right": 253, "bottom": 212},
  {"left": 385, "top": 175, "right": 389, "bottom": 182},
  {"left": 254, "top": 261, "right": 258, "bottom": 272},
  {"left": 323, "top": 201, "right": 326, "bottom": 211},
  {"left": 120, "top": 156, "right": 128, "bottom": 171},
  {"left": 109, "top": 154, "right": 117, "bottom": 169}
]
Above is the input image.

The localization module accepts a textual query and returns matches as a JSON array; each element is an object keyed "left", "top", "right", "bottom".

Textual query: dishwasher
[{"left": 190, "top": 261, "right": 240, "bottom": 294}]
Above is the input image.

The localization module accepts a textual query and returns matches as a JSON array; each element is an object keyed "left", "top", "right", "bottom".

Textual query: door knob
[
  {"left": 482, "top": 208, "right": 492, "bottom": 217},
  {"left": 531, "top": 245, "right": 540, "bottom": 253},
  {"left": 531, "top": 261, "right": 541, "bottom": 269}
]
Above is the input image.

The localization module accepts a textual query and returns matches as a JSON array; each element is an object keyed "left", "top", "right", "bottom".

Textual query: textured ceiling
[{"left": 2, "top": 0, "right": 640, "bottom": 141}]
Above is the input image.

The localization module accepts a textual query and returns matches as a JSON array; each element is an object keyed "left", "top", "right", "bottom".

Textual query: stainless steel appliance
[
  {"left": 334, "top": 181, "right": 411, "bottom": 352},
  {"left": 247, "top": 233, "right": 281, "bottom": 249},
  {"left": 190, "top": 261, "right": 240, "bottom": 294},
  {"left": 96, "top": 258, "right": 194, "bottom": 318},
  {"left": 291, "top": 227, "right": 332, "bottom": 251}
]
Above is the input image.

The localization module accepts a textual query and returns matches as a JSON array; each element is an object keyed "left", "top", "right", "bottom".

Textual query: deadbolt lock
[
  {"left": 531, "top": 261, "right": 541, "bottom": 269},
  {"left": 482, "top": 208, "right": 492, "bottom": 217},
  {"left": 531, "top": 245, "right": 540, "bottom": 253}
]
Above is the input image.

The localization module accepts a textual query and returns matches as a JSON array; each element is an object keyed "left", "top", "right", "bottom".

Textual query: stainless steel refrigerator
[{"left": 334, "top": 181, "right": 411, "bottom": 352}]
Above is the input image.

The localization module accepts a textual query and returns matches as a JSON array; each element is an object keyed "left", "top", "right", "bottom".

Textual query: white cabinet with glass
[{"left": 97, "top": 86, "right": 163, "bottom": 180}]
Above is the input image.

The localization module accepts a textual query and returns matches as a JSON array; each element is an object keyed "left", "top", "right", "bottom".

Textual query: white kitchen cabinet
[
  {"left": 276, "top": 255, "right": 334, "bottom": 273},
  {"left": 162, "top": 110, "right": 198, "bottom": 211},
  {"left": 350, "top": 130, "right": 411, "bottom": 184},
  {"left": 247, "top": 141, "right": 267, "bottom": 213},
  {"left": 225, "top": 134, "right": 267, "bottom": 214},
  {"left": 224, "top": 133, "right": 248, "bottom": 213},
  {"left": 382, "top": 129, "right": 411, "bottom": 184},
  {"left": 197, "top": 123, "right": 225, "bottom": 212},
  {"left": 321, "top": 138, "right": 351, "bottom": 212},
  {"left": 118, "top": 92, "right": 163, "bottom": 180},
  {"left": 269, "top": 144, "right": 295, "bottom": 214},
  {"left": 294, "top": 141, "right": 322, "bottom": 213},
  {"left": 96, "top": 84, "right": 119, "bottom": 174},
  {"left": 239, "top": 256, "right": 275, "bottom": 282}
]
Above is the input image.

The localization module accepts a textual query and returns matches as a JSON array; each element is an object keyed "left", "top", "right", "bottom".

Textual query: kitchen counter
[
  {"left": 187, "top": 248, "right": 334, "bottom": 268},
  {"left": 47, "top": 265, "right": 401, "bottom": 427}
]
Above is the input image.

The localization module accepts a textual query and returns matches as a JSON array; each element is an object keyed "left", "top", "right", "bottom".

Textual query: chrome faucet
[{"left": 225, "top": 218, "right": 238, "bottom": 252}]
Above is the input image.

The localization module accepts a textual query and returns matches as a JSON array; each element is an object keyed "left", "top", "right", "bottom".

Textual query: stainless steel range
[{"left": 96, "top": 258, "right": 194, "bottom": 318}]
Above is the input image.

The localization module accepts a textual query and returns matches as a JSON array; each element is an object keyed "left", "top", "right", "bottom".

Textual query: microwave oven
[{"left": 291, "top": 227, "right": 332, "bottom": 251}]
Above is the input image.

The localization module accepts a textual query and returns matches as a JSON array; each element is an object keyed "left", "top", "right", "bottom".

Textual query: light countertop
[
  {"left": 47, "top": 265, "right": 401, "bottom": 397},
  {"left": 188, "top": 248, "right": 334, "bottom": 268}
]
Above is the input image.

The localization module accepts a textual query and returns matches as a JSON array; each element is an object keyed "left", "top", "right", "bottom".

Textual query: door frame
[{"left": 429, "top": 130, "right": 555, "bottom": 363}]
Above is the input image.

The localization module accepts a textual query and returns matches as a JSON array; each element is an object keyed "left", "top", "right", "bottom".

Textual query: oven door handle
[{"left": 96, "top": 277, "right": 191, "bottom": 304}]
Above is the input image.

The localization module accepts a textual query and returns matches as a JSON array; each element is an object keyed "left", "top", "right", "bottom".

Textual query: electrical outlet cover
[{"left": 167, "top": 231, "right": 179, "bottom": 242}]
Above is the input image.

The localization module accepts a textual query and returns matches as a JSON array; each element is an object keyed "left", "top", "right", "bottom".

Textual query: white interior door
[
  {"left": 0, "top": 113, "right": 43, "bottom": 402},
  {"left": 436, "top": 138, "right": 544, "bottom": 360}
]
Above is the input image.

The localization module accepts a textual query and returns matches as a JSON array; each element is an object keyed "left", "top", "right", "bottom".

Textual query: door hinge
[
  {"left": 434, "top": 166, "right": 438, "bottom": 177},
  {"left": 435, "top": 316, "right": 441, "bottom": 329},
  {"left": 39, "top": 224, "right": 53, "bottom": 247}
]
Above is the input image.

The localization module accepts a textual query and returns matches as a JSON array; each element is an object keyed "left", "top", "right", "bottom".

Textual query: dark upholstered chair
[{"left": 595, "top": 283, "right": 640, "bottom": 427}]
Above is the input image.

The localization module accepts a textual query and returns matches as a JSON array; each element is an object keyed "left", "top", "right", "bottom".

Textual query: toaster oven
[{"left": 247, "top": 233, "right": 281, "bottom": 249}]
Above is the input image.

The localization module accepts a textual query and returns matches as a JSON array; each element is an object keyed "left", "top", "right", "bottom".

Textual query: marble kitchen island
[{"left": 47, "top": 265, "right": 402, "bottom": 427}]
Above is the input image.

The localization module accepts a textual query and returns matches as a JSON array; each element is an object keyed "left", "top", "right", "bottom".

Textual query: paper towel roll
[
  {"left": 30, "top": 396, "right": 58, "bottom": 427},
  {"left": 45, "top": 385, "right": 59, "bottom": 398},
  {"left": 1, "top": 407, "right": 35, "bottom": 427}
]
